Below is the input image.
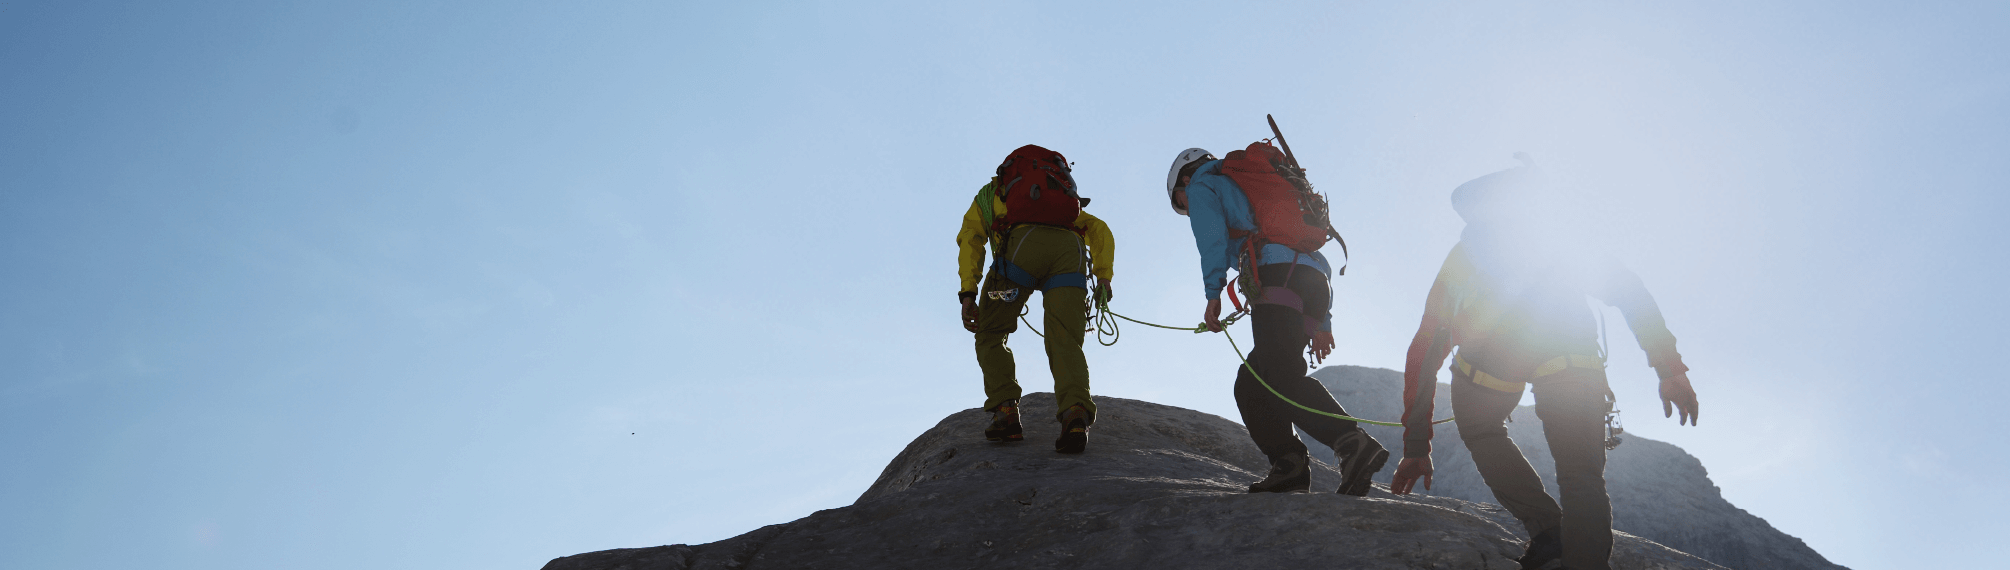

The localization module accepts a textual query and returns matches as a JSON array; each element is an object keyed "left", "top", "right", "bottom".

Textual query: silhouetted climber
[
  {"left": 1165, "top": 145, "right": 1388, "bottom": 496},
  {"left": 957, "top": 145, "right": 1113, "bottom": 454},
  {"left": 1389, "top": 155, "right": 1701, "bottom": 570}
]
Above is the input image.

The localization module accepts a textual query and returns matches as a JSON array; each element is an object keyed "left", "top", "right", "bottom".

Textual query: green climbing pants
[
  {"left": 1453, "top": 365, "right": 1615, "bottom": 570},
  {"left": 974, "top": 224, "right": 1096, "bottom": 424}
]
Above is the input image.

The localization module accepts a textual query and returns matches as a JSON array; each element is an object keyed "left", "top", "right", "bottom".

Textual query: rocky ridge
[
  {"left": 544, "top": 392, "right": 1732, "bottom": 570},
  {"left": 1302, "top": 365, "right": 1848, "bottom": 570}
]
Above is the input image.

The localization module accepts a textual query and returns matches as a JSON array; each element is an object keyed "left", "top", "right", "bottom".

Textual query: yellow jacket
[{"left": 957, "top": 180, "right": 1115, "bottom": 293}]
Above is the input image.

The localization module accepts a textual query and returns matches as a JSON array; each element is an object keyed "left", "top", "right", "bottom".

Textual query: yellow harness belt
[{"left": 1456, "top": 353, "right": 1605, "bottom": 393}]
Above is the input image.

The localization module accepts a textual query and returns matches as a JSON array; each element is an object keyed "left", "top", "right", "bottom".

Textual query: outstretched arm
[
  {"left": 1393, "top": 253, "right": 1464, "bottom": 495},
  {"left": 957, "top": 188, "right": 993, "bottom": 333},
  {"left": 1392, "top": 300, "right": 1451, "bottom": 494},
  {"left": 1077, "top": 212, "right": 1116, "bottom": 303},
  {"left": 1591, "top": 257, "right": 1698, "bottom": 425},
  {"left": 956, "top": 193, "right": 992, "bottom": 295},
  {"left": 1401, "top": 270, "right": 1458, "bottom": 452},
  {"left": 1183, "top": 175, "right": 1234, "bottom": 301},
  {"left": 1077, "top": 212, "right": 1114, "bottom": 283}
]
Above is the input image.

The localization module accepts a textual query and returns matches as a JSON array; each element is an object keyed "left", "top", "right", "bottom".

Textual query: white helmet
[{"left": 1166, "top": 147, "right": 1215, "bottom": 215}]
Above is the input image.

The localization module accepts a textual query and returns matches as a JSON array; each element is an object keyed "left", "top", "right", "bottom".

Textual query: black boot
[
  {"left": 984, "top": 400, "right": 1023, "bottom": 442},
  {"left": 1054, "top": 404, "right": 1089, "bottom": 454},
  {"left": 1517, "top": 527, "right": 1563, "bottom": 570},
  {"left": 1330, "top": 428, "right": 1390, "bottom": 496},
  {"left": 1247, "top": 451, "right": 1311, "bottom": 493}
]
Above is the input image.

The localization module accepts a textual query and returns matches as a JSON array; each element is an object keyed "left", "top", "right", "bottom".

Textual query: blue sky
[{"left": 2, "top": 2, "right": 2004, "bottom": 569}]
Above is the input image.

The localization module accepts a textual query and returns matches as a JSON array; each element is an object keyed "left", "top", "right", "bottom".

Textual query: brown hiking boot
[
  {"left": 1517, "top": 527, "right": 1563, "bottom": 569},
  {"left": 1054, "top": 404, "right": 1089, "bottom": 454},
  {"left": 1331, "top": 428, "right": 1390, "bottom": 496},
  {"left": 1247, "top": 451, "right": 1311, "bottom": 493},
  {"left": 984, "top": 400, "right": 1023, "bottom": 442}
]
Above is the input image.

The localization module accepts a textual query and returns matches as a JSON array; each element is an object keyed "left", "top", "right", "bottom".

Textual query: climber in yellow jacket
[{"left": 955, "top": 145, "right": 1113, "bottom": 453}]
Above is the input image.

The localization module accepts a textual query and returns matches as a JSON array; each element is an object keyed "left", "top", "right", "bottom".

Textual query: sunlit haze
[{"left": 3, "top": 2, "right": 2004, "bottom": 569}]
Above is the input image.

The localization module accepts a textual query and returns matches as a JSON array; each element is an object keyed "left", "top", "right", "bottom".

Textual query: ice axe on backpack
[{"left": 1266, "top": 114, "right": 1349, "bottom": 275}]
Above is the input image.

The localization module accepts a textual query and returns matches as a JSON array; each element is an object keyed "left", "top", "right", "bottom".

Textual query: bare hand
[
  {"left": 1309, "top": 331, "right": 1334, "bottom": 364},
  {"left": 1203, "top": 298, "right": 1223, "bottom": 332},
  {"left": 1094, "top": 281, "right": 1114, "bottom": 305},
  {"left": 1661, "top": 372, "right": 1699, "bottom": 426},
  {"left": 1391, "top": 456, "right": 1433, "bottom": 495},
  {"left": 961, "top": 299, "right": 980, "bottom": 333}
]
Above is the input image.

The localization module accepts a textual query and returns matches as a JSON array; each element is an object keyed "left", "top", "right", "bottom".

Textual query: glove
[{"left": 1093, "top": 281, "right": 1113, "bottom": 304}]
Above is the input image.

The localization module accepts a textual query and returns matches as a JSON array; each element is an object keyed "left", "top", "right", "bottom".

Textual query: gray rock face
[
  {"left": 544, "top": 394, "right": 1727, "bottom": 570},
  {"left": 1303, "top": 365, "right": 1848, "bottom": 570}
]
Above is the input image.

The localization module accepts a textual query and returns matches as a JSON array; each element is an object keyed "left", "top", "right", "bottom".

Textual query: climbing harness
[{"left": 1011, "top": 240, "right": 1104, "bottom": 341}]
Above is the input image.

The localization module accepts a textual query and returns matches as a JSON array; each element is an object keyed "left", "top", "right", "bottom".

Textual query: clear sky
[{"left": 3, "top": 2, "right": 2004, "bottom": 569}]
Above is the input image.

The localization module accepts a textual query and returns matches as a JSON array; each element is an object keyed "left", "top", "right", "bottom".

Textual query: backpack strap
[
  {"left": 976, "top": 181, "right": 998, "bottom": 230},
  {"left": 977, "top": 182, "right": 1012, "bottom": 254}
]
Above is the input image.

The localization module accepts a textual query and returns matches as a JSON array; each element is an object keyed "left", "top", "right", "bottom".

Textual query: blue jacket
[{"left": 1183, "top": 159, "right": 1334, "bottom": 331}]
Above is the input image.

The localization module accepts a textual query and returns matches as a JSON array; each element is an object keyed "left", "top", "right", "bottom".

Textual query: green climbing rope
[
  {"left": 1221, "top": 327, "right": 1455, "bottom": 427},
  {"left": 1018, "top": 304, "right": 1044, "bottom": 338},
  {"left": 1095, "top": 296, "right": 1244, "bottom": 334},
  {"left": 1095, "top": 296, "right": 1451, "bottom": 428},
  {"left": 983, "top": 275, "right": 1450, "bottom": 428},
  {"left": 1012, "top": 277, "right": 1144, "bottom": 347}
]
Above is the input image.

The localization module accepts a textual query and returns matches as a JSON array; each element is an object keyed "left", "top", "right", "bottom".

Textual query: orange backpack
[
  {"left": 1219, "top": 140, "right": 1331, "bottom": 254},
  {"left": 991, "top": 144, "right": 1081, "bottom": 231}
]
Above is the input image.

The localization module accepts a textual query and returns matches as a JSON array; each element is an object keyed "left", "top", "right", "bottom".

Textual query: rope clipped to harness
[{"left": 1016, "top": 275, "right": 1125, "bottom": 345}]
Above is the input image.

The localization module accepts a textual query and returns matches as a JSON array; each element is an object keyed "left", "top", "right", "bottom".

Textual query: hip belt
[
  {"left": 990, "top": 225, "right": 1087, "bottom": 292},
  {"left": 1455, "top": 353, "right": 1605, "bottom": 393},
  {"left": 992, "top": 256, "right": 1087, "bottom": 291}
]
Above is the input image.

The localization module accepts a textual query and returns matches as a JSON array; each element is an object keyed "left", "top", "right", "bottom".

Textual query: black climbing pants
[
  {"left": 1232, "top": 263, "right": 1359, "bottom": 460},
  {"left": 1453, "top": 365, "right": 1615, "bottom": 570}
]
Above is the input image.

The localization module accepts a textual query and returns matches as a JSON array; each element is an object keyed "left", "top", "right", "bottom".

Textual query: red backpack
[
  {"left": 992, "top": 144, "right": 1081, "bottom": 230},
  {"left": 1219, "top": 140, "right": 1331, "bottom": 253}
]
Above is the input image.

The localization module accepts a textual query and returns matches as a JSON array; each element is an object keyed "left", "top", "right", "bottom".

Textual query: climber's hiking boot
[
  {"left": 985, "top": 400, "right": 1023, "bottom": 442},
  {"left": 1331, "top": 428, "right": 1390, "bottom": 496},
  {"left": 1517, "top": 527, "right": 1563, "bottom": 570},
  {"left": 1246, "top": 451, "right": 1311, "bottom": 493},
  {"left": 1054, "top": 404, "right": 1090, "bottom": 453}
]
